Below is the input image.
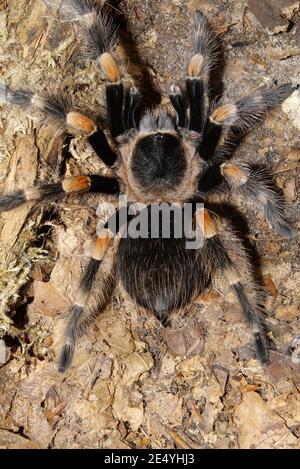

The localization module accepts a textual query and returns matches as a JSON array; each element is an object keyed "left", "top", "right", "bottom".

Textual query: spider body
[
  {"left": 116, "top": 121, "right": 203, "bottom": 204},
  {"left": 0, "top": 0, "right": 298, "bottom": 373},
  {"left": 117, "top": 209, "right": 204, "bottom": 324},
  {"left": 131, "top": 133, "right": 187, "bottom": 189}
]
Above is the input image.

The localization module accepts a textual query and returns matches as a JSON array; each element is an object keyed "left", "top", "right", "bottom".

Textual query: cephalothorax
[{"left": 0, "top": 0, "right": 298, "bottom": 372}]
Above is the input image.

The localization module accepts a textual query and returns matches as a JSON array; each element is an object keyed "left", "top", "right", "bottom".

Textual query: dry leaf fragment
[
  {"left": 167, "top": 428, "right": 192, "bottom": 449},
  {"left": 281, "top": 2, "right": 300, "bottom": 20},
  {"left": 235, "top": 391, "right": 298, "bottom": 448},
  {"left": 288, "top": 147, "right": 300, "bottom": 161},
  {"left": 45, "top": 401, "right": 67, "bottom": 427},
  {"left": 194, "top": 290, "right": 220, "bottom": 304},
  {"left": 284, "top": 179, "right": 296, "bottom": 202},
  {"left": 240, "top": 384, "right": 261, "bottom": 393},
  {"left": 30, "top": 280, "right": 70, "bottom": 317},
  {"left": 263, "top": 274, "right": 278, "bottom": 298},
  {"left": 249, "top": 52, "right": 268, "bottom": 68},
  {"left": 282, "top": 90, "right": 300, "bottom": 130},
  {"left": 275, "top": 303, "right": 299, "bottom": 320},
  {"left": 265, "top": 46, "right": 300, "bottom": 60}
]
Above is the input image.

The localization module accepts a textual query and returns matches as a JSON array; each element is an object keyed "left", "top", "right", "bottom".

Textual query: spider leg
[
  {"left": 199, "top": 83, "right": 298, "bottom": 161},
  {"left": 193, "top": 11, "right": 220, "bottom": 80},
  {"left": 62, "top": 0, "right": 140, "bottom": 137},
  {"left": 199, "top": 160, "right": 296, "bottom": 238},
  {"left": 123, "top": 87, "right": 140, "bottom": 131},
  {"left": 0, "top": 175, "right": 120, "bottom": 212},
  {"left": 59, "top": 229, "right": 116, "bottom": 372},
  {"left": 58, "top": 204, "right": 133, "bottom": 372},
  {"left": 196, "top": 209, "right": 269, "bottom": 365},
  {"left": 88, "top": 128, "right": 117, "bottom": 166},
  {"left": 186, "top": 75, "right": 205, "bottom": 132},
  {"left": 99, "top": 40, "right": 140, "bottom": 137},
  {"left": 199, "top": 102, "right": 237, "bottom": 160},
  {"left": 170, "top": 11, "right": 220, "bottom": 132},
  {"left": 0, "top": 83, "right": 118, "bottom": 167},
  {"left": 0, "top": 85, "right": 85, "bottom": 134},
  {"left": 221, "top": 162, "right": 297, "bottom": 238},
  {"left": 187, "top": 10, "right": 221, "bottom": 132},
  {"left": 230, "top": 83, "right": 298, "bottom": 134},
  {"left": 169, "top": 85, "right": 186, "bottom": 128}
]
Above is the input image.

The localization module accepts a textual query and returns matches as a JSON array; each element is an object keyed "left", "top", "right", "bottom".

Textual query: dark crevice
[
  {"left": 286, "top": 20, "right": 295, "bottom": 33},
  {"left": 0, "top": 426, "right": 31, "bottom": 440}
]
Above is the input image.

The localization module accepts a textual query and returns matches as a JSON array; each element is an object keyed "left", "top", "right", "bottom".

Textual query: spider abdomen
[{"left": 117, "top": 235, "right": 205, "bottom": 323}]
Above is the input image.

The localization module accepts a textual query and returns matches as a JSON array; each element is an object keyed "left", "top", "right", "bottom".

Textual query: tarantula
[{"left": 0, "top": 0, "right": 298, "bottom": 373}]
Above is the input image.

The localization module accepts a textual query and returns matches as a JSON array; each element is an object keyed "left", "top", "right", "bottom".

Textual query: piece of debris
[
  {"left": 29, "top": 280, "right": 71, "bottom": 317},
  {"left": 263, "top": 274, "right": 278, "bottom": 298},
  {"left": 0, "top": 339, "right": 8, "bottom": 365},
  {"left": 248, "top": 0, "right": 297, "bottom": 34},
  {"left": 265, "top": 46, "right": 300, "bottom": 61},
  {"left": 275, "top": 303, "right": 299, "bottom": 320},
  {"left": 164, "top": 322, "right": 205, "bottom": 357},
  {"left": 282, "top": 89, "right": 300, "bottom": 129},
  {"left": 234, "top": 391, "right": 298, "bottom": 448},
  {"left": 281, "top": 2, "right": 300, "bottom": 20}
]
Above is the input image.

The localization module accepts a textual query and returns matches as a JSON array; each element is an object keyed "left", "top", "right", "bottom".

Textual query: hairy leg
[
  {"left": 0, "top": 83, "right": 118, "bottom": 167},
  {"left": 170, "top": 10, "right": 220, "bottom": 132},
  {"left": 199, "top": 84, "right": 298, "bottom": 161},
  {"left": 59, "top": 229, "right": 116, "bottom": 372},
  {"left": 198, "top": 160, "right": 296, "bottom": 238},
  {"left": 196, "top": 208, "right": 269, "bottom": 364},
  {"left": 59, "top": 202, "right": 137, "bottom": 372},
  {"left": 0, "top": 175, "right": 120, "bottom": 212},
  {"left": 61, "top": 0, "right": 140, "bottom": 137}
]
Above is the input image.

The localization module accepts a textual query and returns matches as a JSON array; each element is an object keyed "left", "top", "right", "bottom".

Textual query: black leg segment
[
  {"left": 88, "top": 128, "right": 117, "bottom": 167},
  {"left": 186, "top": 78, "right": 205, "bottom": 132},
  {"left": 106, "top": 83, "right": 124, "bottom": 138}
]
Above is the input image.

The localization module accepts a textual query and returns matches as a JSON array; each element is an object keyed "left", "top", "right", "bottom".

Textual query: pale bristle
[
  {"left": 25, "top": 187, "right": 43, "bottom": 201},
  {"left": 224, "top": 266, "right": 241, "bottom": 285},
  {"left": 31, "top": 92, "right": 70, "bottom": 121},
  {"left": 82, "top": 10, "right": 119, "bottom": 59},
  {"left": 59, "top": 0, "right": 102, "bottom": 21},
  {"left": 31, "top": 94, "right": 46, "bottom": 109}
]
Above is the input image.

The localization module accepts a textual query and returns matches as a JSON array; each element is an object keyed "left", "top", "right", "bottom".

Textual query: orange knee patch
[
  {"left": 195, "top": 208, "right": 223, "bottom": 238},
  {"left": 188, "top": 53, "right": 204, "bottom": 77},
  {"left": 210, "top": 103, "right": 237, "bottom": 124},
  {"left": 66, "top": 112, "right": 97, "bottom": 135},
  {"left": 93, "top": 232, "right": 113, "bottom": 260},
  {"left": 221, "top": 163, "right": 249, "bottom": 186},
  {"left": 62, "top": 176, "right": 91, "bottom": 193},
  {"left": 98, "top": 53, "right": 121, "bottom": 82}
]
